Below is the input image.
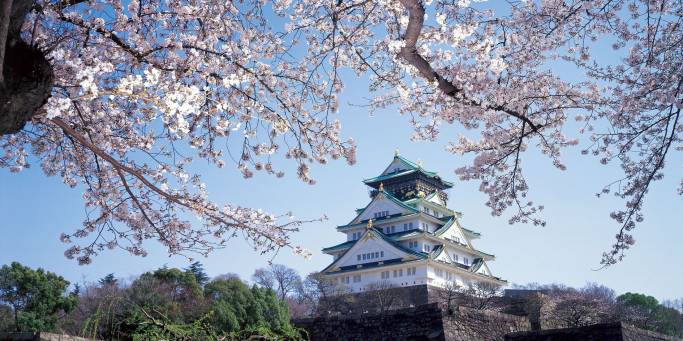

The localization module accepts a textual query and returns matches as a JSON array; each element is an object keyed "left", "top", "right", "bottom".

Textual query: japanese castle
[{"left": 321, "top": 151, "right": 505, "bottom": 293}]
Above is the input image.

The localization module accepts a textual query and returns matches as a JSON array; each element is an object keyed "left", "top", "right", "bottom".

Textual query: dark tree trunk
[{"left": 0, "top": 0, "right": 53, "bottom": 135}]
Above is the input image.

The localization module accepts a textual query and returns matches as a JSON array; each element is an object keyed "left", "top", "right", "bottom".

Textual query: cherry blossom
[{"left": 0, "top": 0, "right": 679, "bottom": 265}]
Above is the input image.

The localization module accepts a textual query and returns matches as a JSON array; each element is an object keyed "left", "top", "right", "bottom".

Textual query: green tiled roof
[
  {"left": 337, "top": 212, "right": 420, "bottom": 230},
  {"left": 433, "top": 218, "right": 456, "bottom": 237},
  {"left": 321, "top": 227, "right": 427, "bottom": 273},
  {"left": 321, "top": 240, "right": 355, "bottom": 253},
  {"left": 461, "top": 226, "right": 481, "bottom": 237},
  {"left": 363, "top": 155, "right": 454, "bottom": 187},
  {"left": 373, "top": 228, "right": 428, "bottom": 259},
  {"left": 470, "top": 258, "right": 484, "bottom": 273},
  {"left": 345, "top": 189, "right": 419, "bottom": 226}
]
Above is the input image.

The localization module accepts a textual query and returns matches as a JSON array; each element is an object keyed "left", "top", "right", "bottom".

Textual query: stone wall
[
  {"left": 504, "top": 322, "right": 683, "bottom": 341},
  {"left": 296, "top": 303, "right": 446, "bottom": 341},
  {"left": 442, "top": 306, "right": 531, "bottom": 341},
  {"left": 294, "top": 303, "right": 531, "bottom": 341},
  {"left": 317, "top": 285, "right": 430, "bottom": 315}
]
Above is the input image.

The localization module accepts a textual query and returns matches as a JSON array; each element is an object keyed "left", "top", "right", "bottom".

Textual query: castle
[{"left": 320, "top": 151, "right": 505, "bottom": 293}]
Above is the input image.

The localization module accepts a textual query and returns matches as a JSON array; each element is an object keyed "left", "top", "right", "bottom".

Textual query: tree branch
[{"left": 397, "top": 0, "right": 540, "bottom": 132}]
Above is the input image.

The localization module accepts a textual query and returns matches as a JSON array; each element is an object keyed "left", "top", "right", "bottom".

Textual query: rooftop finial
[
  {"left": 417, "top": 159, "right": 423, "bottom": 168},
  {"left": 378, "top": 183, "right": 384, "bottom": 192},
  {"left": 366, "top": 219, "right": 374, "bottom": 230},
  {"left": 394, "top": 148, "right": 400, "bottom": 157}
]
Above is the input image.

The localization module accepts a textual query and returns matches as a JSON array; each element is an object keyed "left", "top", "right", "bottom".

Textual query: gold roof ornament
[
  {"left": 394, "top": 149, "right": 400, "bottom": 157},
  {"left": 366, "top": 219, "right": 374, "bottom": 230},
  {"left": 418, "top": 190, "right": 426, "bottom": 198},
  {"left": 378, "top": 183, "right": 384, "bottom": 192}
]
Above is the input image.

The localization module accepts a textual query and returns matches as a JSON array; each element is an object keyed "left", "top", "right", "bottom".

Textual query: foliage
[
  {"left": 186, "top": 262, "right": 210, "bottom": 287},
  {"left": 53, "top": 265, "right": 300, "bottom": 340},
  {"left": 617, "top": 292, "right": 683, "bottom": 337},
  {"left": 0, "top": 262, "right": 77, "bottom": 332},
  {"left": 513, "top": 283, "right": 683, "bottom": 337},
  {"left": 98, "top": 273, "right": 117, "bottom": 287},
  {"left": 205, "top": 277, "right": 297, "bottom": 337}
]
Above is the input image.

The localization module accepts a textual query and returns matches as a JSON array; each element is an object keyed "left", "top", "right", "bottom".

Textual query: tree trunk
[{"left": 0, "top": 0, "right": 53, "bottom": 136}]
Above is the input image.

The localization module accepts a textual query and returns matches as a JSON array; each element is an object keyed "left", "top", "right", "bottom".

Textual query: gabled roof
[
  {"left": 347, "top": 189, "right": 419, "bottom": 225},
  {"left": 460, "top": 226, "right": 481, "bottom": 238},
  {"left": 337, "top": 212, "right": 420, "bottom": 231},
  {"left": 433, "top": 217, "right": 457, "bottom": 237},
  {"left": 323, "top": 229, "right": 426, "bottom": 255},
  {"left": 321, "top": 240, "right": 355, "bottom": 253},
  {"left": 363, "top": 154, "right": 454, "bottom": 187},
  {"left": 321, "top": 227, "right": 427, "bottom": 274},
  {"left": 470, "top": 258, "right": 485, "bottom": 273},
  {"left": 403, "top": 196, "right": 453, "bottom": 215}
]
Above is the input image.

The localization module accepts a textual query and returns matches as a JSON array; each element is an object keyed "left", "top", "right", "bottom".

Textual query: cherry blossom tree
[{"left": 1, "top": 0, "right": 680, "bottom": 265}]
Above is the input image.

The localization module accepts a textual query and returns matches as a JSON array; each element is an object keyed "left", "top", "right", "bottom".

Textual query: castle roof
[
  {"left": 321, "top": 227, "right": 428, "bottom": 274},
  {"left": 363, "top": 154, "right": 454, "bottom": 189}
]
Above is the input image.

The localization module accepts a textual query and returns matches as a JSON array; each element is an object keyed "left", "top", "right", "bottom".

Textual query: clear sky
[{"left": 1, "top": 3, "right": 682, "bottom": 302}]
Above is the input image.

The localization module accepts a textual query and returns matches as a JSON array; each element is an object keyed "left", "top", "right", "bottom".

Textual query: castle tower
[{"left": 320, "top": 152, "right": 505, "bottom": 293}]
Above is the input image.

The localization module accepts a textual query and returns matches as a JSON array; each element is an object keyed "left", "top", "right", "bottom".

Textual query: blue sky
[{"left": 1, "top": 70, "right": 682, "bottom": 301}]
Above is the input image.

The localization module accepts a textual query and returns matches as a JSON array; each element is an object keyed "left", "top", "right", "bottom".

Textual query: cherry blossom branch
[
  {"left": 397, "top": 0, "right": 541, "bottom": 132},
  {"left": 50, "top": 117, "right": 181, "bottom": 202}
]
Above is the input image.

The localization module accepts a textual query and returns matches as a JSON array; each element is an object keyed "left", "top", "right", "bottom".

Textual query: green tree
[
  {"left": 185, "top": 262, "right": 209, "bottom": 287},
  {"left": 0, "top": 262, "right": 77, "bottom": 332},
  {"left": 98, "top": 273, "right": 117, "bottom": 287},
  {"left": 618, "top": 292, "right": 683, "bottom": 337},
  {"left": 204, "top": 277, "right": 296, "bottom": 337}
]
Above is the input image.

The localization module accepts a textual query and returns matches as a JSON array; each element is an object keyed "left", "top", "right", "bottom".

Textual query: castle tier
[{"left": 320, "top": 151, "right": 506, "bottom": 293}]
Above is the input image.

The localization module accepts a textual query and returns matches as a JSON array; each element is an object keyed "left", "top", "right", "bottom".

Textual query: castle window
[
  {"left": 398, "top": 269, "right": 403, "bottom": 277},
  {"left": 464, "top": 257, "right": 469, "bottom": 265},
  {"left": 403, "top": 223, "right": 408, "bottom": 231},
  {"left": 409, "top": 241, "right": 417, "bottom": 249},
  {"left": 374, "top": 252, "right": 379, "bottom": 258},
  {"left": 353, "top": 275, "right": 361, "bottom": 283},
  {"left": 374, "top": 211, "right": 389, "bottom": 219},
  {"left": 455, "top": 254, "right": 459, "bottom": 262},
  {"left": 381, "top": 271, "right": 390, "bottom": 279},
  {"left": 391, "top": 226, "right": 396, "bottom": 233},
  {"left": 357, "top": 255, "right": 361, "bottom": 261},
  {"left": 409, "top": 222, "right": 414, "bottom": 229},
  {"left": 407, "top": 267, "right": 416, "bottom": 276},
  {"left": 380, "top": 251, "right": 384, "bottom": 257},
  {"left": 362, "top": 254, "right": 366, "bottom": 260}
]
